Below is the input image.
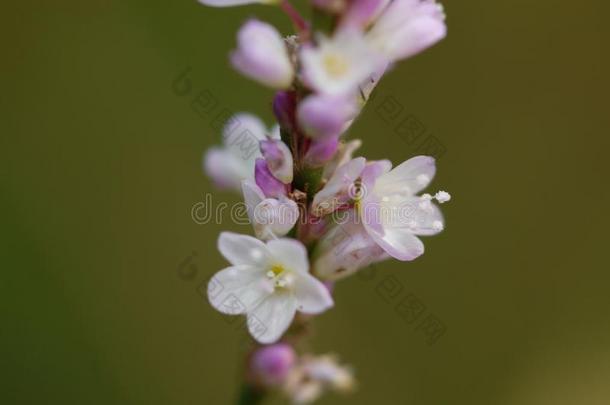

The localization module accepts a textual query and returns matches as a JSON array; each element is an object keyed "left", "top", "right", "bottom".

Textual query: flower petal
[
  {"left": 312, "top": 157, "right": 366, "bottom": 215},
  {"left": 231, "top": 20, "right": 294, "bottom": 89},
  {"left": 247, "top": 292, "right": 297, "bottom": 343},
  {"left": 199, "top": 0, "right": 273, "bottom": 6},
  {"left": 208, "top": 265, "right": 271, "bottom": 315},
  {"left": 294, "top": 273, "right": 334, "bottom": 314},
  {"left": 218, "top": 232, "right": 270, "bottom": 267},
  {"left": 223, "top": 113, "right": 268, "bottom": 148},
  {"left": 400, "top": 196, "right": 445, "bottom": 236},
  {"left": 375, "top": 155, "right": 436, "bottom": 196},
  {"left": 203, "top": 147, "right": 252, "bottom": 191},
  {"left": 367, "top": 0, "right": 446, "bottom": 61},
  {"left": 363, "top": 221, "right": 425, "bottom": 261},
  {"left": 267, "top": 238, "right": 309, "bottom": 274}
]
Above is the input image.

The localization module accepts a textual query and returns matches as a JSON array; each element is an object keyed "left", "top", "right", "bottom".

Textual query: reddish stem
[{"left": 280, "top": 0, "right": 309, "bottom": 36}]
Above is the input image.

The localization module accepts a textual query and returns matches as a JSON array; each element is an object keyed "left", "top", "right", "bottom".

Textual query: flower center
[
  {"left": 323, "top": 54, "right": 349, "bottom": 78},
  {"left": 266, "top": 264, "right": 291, "bottom": 289}
]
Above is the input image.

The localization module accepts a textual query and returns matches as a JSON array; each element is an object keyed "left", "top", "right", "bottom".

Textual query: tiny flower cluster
[
  {"left": 199, "top": 0, "right": 449, "bottom": 402},
  {"left": 250, "top": 344, "right": 354, "bottom": 404}
]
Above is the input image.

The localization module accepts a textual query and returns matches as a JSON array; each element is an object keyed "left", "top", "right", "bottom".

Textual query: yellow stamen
[{"left": 270, "top": 264, "right": 284, "bottom": 276}]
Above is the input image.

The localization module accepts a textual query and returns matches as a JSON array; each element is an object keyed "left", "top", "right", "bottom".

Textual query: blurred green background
[{"left": 2, "top": 0, "right": 610, "bottom": 404}]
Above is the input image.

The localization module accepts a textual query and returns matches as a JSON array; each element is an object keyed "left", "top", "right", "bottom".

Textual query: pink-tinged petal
[
  {"left": 218, "top": 232, "right": 270, "bottom": 267},
  {"left": 230, "top": 20, "right": 294, "bottom": 89},
  {"left": 375, "top": 155, "right": 436, "bottom": 195},
  {"left": 199, "top": 0, "right": 274, "bottom": 6},
  {"left": 340, "top": 0, "right": 390, "bottom": 29},
  {"left": 294, "top": 273, "right": 334, "bottom": 314},
  {"left": 297, "top": 94, "right": 358, "bottom": 139},
  {"left": 304, "top": 136, "right": 340, "bottom": 167},
  {"left": 363, "top": 221, "right": 425, "bottom": 261},
  {"left": 367, "top": 0, "right": 446, "bottom": 61},
  {"left": 267, "top": 238, "right": 309, "bottom": 274},
  {"left": 208, "top": 265, "right": 271, "bottom": 315},
  {"left": 248, "top": 293, "right": 297, "bottom": 344},
  {"left": 255, "top": 158, "right": 287, "bottom": 198},
  {"left": 261, "top": 139, "right": 293, "bottom": 183},
  {"left": 360, "top": 159, "right": 392, "bottom": 195}
]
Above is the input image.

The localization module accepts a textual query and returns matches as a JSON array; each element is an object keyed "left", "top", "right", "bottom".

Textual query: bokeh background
[{"left": 2, "top": 1, "right": 610, "bottom": 404}]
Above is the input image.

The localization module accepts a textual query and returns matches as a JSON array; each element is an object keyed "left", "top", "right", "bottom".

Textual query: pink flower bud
[
  {"left": 230, "top": 20, "right": 294, "bottom": 89},
  {"left": 297, "top": 94, "right": 358, "bottom": 140},
  {"left": 251, "top": 343, "right": 296, "bottom": 386},
  {"left": 255, "top": 158, "right": 287, "bottom": 198},
  {"left": 260, "top": 140, "right": 294, "bottom": 184}
]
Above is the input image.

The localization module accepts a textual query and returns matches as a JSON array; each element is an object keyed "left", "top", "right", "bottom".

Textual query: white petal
[
  {"left": 223, "top": 113, "right": 267, "bottom": 150},
  {"left": 208, "top": 265, "right": 271, "bottom": 315},
  {"left": 203, "top": 148, "right": 252, "bottom": 191},
  {"left": 367, "top": 0, "right": 446, "bottom": 61},
  {"left": 294, "top": 273, "right": 334, "bottom": 314},
  {"left": 266, "top": 238, "right": 309, "bottom": 274},
  {"left": 253, "top": 198, "right": 299, "bottom": 240},
  {"left": 363, "top": 221, "right": 425, "bottom": 261},
  {"left": 247, "top": 292, "right": 297, "bottom": 343},
  {"left": 400, "top": 196, "right": 445, "bottom": 236},
  {"left": 375, "top": 156, "right": 436, "bottom": 195},
  {"left": 242, "top": 180, "right": 266, "bottom": 223},
  {"left": 218, "top": 232, "right": 270, "bottom": 267}
]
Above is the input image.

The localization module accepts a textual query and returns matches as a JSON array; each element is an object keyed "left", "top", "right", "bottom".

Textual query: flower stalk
[{"left": 198, "top": 0, "right": 451, "bottom": 402}]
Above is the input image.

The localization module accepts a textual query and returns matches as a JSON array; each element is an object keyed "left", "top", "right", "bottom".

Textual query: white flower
[
  {"left": 359, "top": 156, "right": 450, "bottom": 260},
  {"left": 203, "top": 113, "right": 280, "bottom": 191},
  {"left": 208, "top": 233, "right": 334, "bottom": 344},
  {"left": 300, "top": 29, "right": 383, "bottom": 95},
  {"left": 231, "top": 20, "right": 294, "bottom": 89},
  {"left": 242, "top": 180, "right": 299, "bottom": 240}
]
